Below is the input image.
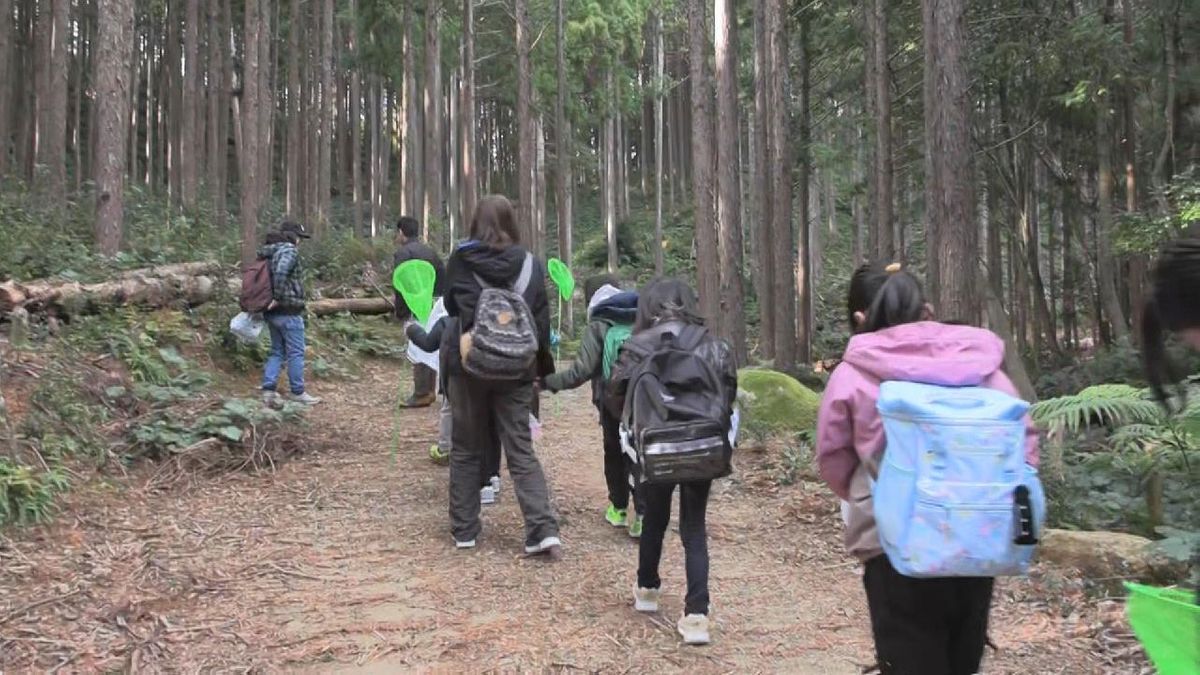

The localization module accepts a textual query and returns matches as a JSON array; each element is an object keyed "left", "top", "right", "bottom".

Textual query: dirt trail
[{"left": 1, "top": 360, "right": 1140, "bottom": 673}]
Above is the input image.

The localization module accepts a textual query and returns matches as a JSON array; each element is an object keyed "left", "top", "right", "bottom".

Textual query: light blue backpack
[{"left": 873, "top": 381, "right": 1045, "bottom": 578}]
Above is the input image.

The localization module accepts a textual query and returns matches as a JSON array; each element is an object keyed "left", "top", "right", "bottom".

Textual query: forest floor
[{"left": 0, "top": 358, "right": 1149, "bottom": 673}]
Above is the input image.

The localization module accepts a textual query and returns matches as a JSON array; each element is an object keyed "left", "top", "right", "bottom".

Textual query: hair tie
[{"left": 885, "top": 262, "right": 902, "bottom": 274}]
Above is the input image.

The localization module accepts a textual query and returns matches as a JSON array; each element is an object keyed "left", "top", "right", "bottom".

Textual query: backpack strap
[{"left": 472, "top": 252, "right": 534, "bottom": 295}]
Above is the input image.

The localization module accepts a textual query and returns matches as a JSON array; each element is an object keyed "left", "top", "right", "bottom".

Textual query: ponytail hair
[
  {"left": 1142, "top": 238, "right": 1200, "bottom": 407},
  {"left": 847, "top": 262, "right": 927, "bottom": 334}
]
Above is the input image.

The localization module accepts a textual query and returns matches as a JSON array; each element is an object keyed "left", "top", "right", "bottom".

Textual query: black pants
[
  {"left": 448, "top": 373, "right": 558, "bottom": 546},
  {"left": 863, "top": 554, "right": 994, "bottom": 675},
  {"left": 638, "top": 480, "right": 711, "bottom": 616},
  {"left": 600, "top": 408, "right": 640, "bottom": 514}
]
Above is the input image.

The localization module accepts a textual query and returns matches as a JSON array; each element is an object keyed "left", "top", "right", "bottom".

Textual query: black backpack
[{"left": 621, "top": 324, "right": 734, "bottom": 484}]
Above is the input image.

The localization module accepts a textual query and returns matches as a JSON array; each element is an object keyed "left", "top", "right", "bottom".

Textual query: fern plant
[{"left": 1032, "top": 381, "right": 1199, "bottom": 528}]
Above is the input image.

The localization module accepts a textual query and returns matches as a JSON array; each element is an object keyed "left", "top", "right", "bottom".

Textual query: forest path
[{"left": 1, "top": 359, "right": 1129, "bottom": 672}]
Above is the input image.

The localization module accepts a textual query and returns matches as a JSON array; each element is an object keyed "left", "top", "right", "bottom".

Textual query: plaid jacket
[{"left": 257, "top": 242, "right": 306, "bottom": 313}]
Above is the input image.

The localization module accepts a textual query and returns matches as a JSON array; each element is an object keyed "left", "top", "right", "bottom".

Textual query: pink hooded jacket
[{"left": 816, "top": 321, "right": 1040, "bottom": 561}]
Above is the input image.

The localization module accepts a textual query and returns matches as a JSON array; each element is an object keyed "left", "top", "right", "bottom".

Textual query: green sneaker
[
  {"left": 605, "top": 504, "right": 627, "bottom": 528},
  {"left": 429, "top": 444, "right": 449, "bottom": 464},
  {"left": 627, "top": 514, "right": 643, "bottom": 538}
]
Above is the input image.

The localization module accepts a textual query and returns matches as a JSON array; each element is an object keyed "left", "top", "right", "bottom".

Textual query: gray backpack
[{"left": 460, "top": 252, "right": 539, "bottom": 380}]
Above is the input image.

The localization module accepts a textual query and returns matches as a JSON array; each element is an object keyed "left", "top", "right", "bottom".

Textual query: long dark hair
[
  {"left": 634, "top": 277, "right": 704, "bottom": 332},
  {"left": 584, "top": 274, "right": 620, "bottom": 303},
  {"left": 847, "top": 262, "right": 927, "bottom": 334},
  {"left": 1142, "top": 238, "right": 1200, "bottom": 406},
  {"left": 469, "top": 195, "right": 520, "bottom": 249}
]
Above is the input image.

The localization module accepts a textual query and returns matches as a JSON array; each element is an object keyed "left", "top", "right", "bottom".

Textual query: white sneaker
[
  {"left": 261, "top": 390, "right": 279, "bottom": 406},
  {"left": 633, "top": 583, "right": 661, "bottom": 613},
  {"left": 677, "top": 614, "right": 711, "bottom": 645},
  {"left": 480, "top": 486, "right": 496, "bottom": 505},
  {"left": 489, "top": 475, "right": 501, "bottom": 493},
  {"left": 455, "top": 538, "right": 476, "bottom": 549},
  {"left": 287, "top": 392, "right": 321, "bottom": 405},
  {"left": 523, "top": 536, "right": 562, "bottom": 555}
]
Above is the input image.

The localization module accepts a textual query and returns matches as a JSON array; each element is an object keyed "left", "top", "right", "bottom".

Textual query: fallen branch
[
  {"left": 0, "top": 588, "right": 83, "bottom": 626},
  {"left": 307, "top": 297, "right": 393, "bottom": 317}
]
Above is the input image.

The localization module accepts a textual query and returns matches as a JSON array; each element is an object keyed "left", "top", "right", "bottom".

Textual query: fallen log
[
  {"left": 1, "top": 261, "right": 223, "bottom": 314},
  {"left": 307, "top": 297, "right": 393, "bottom": 317},
  {"left": 1, "top": 274, "right": 219, "bottom": 316}
]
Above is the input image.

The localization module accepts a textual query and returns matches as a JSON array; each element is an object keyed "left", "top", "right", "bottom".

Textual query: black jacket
[
  {"left": 393, "top": 239, "right": 447, "bottom": 321},
  {"left": 444, "top": 242, "right": 554, "bottom": 379}
]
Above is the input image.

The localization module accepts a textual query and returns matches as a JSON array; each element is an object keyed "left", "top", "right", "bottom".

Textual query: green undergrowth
[{"left": 0, "top": 301, "right": 409, "bottom": 526}]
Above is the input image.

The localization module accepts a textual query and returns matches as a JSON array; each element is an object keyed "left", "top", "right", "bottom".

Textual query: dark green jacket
[{"left": 545, "top": 319, "right": 611, "bottom": 406}]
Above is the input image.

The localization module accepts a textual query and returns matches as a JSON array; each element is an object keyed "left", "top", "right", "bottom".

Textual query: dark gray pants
[
  {"left": 412, "top": 362, "right": 437, "bottom": 399},
  {"left": 448, "top": 373, "right": 558, "bottom": 546}
]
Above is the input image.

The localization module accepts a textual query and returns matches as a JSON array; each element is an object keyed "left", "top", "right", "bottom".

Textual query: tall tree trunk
[
  {"left": 604, "top": 76, "right": 618, "bottom": 273},
  {"left": 752, "top": 0, "right": 773, "bottom": 358},
  {"left": 766, "top": 0, "right": 794, "bottom": 368},
  {"left": 285, "top": 0, "right": 301, "bottom": 215},
  {"left": 93, "top": 0, "right": 134, "bottom": 256},
  {"left": 461, "top": 0, "right": 477, "bottom": 222},
  {"left": 206, "top": 0, "right": 224, "bottom": 207},
  {"left": 688, "top": 0, "right": 721, "bottom": 329},
  {"left": 1122, "top": 0, "right": 1145, "bottom": 342},
  {"left": 714, "top": 0, "right": 747, "bottom": 363},
  {"left": 348, "top": 0, "right": 361, "bottom": 232},
  {"left": 554, "top": 0, "right": 573, "bottom": 330},
  {"left": 403, "top": 1, "right": 420, "bottom": 222},
  {"left": 238, "top": 0, "right": 261, "bottom": 265},
  {"left": 1095, "top": 88, "right": 1130, "bottom": 342},
  {"left": 36, "top": 0, "right": 69, "bottom": 193},
  {"left": 180, "top": 0, "right": 199, "bottom": 207},
  {"left": 652, "top": 8, "right": 664, "bottom": 276},
  {"left": 0, "top": 0, "right": 12, "bottom": 178},
  {"left": 256, "top": 0, "right": 272, "bottom": 205},
  {"left": 316, "top": 0, "right": 333, "bottom": 230},
  {"left": 515, "top": 0, "right": 535, "bottom": 248},
  {"left": 166, "top": 0, "right": 180, "bottom": 202},
  {"left": 424, "top": 0, "right": 443, "bottom": 231},
  {"left": 869, "top": 0, "right": 894, "bottom": 260},
  {"left": 921, "top": 0, "right": 978, "bottom": 322},
  {"left": 795, "top": 12, "right": 812, "bottom": 364},
  {"left": 1151, "top": 2, "right": 1179, "bottom": 202},
  {"left": 368, "top": 77, "right": 380, "bottom": 233},
  {"left": 71, "top": 9, "right": 85, "bottom": 193}
]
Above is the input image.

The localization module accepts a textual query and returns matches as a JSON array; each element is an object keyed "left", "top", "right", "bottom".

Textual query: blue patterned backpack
[{"left": 873, "top": 381, "right": 1045, "bottom": 578}]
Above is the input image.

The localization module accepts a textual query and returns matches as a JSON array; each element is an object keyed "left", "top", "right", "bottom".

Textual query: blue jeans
[{"left": 261, "top": 313, "right": 306, "bottom": 395}]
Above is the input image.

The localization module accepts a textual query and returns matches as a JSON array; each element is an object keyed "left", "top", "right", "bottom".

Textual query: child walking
[
  {"left": 543, "top": 275, "right": 643, "bottom": 536},
  {"left": 607, "top": 278, "right": 738, "bottom": 646},
  {"left": 816, "top": 262, "right": 1039, "bottom": 675}
]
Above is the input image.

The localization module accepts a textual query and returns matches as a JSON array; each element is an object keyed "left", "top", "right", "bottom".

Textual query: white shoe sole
[
  {"left": 524, "top": 536, "right": 562, "bottom": 554},
  {"left": 455, "top": 539, "right": 476, "bottom": 549},
  {"left": 480, "top": 488, "right": 496, "bottom": 505},
  {"left": 633, "top": 584, "right": 660, "bottom": 613}
]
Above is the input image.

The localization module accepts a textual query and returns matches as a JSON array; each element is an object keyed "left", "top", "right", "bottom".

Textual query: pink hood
[
  {"left": 841, "top": 321, "right": 1005, "bottom": 386},
  {"left": 815, "top": 322, "right": 1039, "bottom": 561}
]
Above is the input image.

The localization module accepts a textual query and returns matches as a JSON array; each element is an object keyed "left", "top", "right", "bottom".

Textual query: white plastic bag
[
  {"left": 406, "top": 297, "right": 448, "bottom": 371},
  {"left": 229, "top": 312, "right": 264, "bottom": 343}
]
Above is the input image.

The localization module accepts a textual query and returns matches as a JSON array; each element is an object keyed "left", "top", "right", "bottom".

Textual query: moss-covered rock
[{"left": 737, "top": 368, "right": 821, "bottom": 437}]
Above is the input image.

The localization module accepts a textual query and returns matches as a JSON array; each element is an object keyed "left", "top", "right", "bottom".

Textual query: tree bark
[
  {"left": 869, "top": 0, "right": 894, "bottom": 260},
  {"left": 461, "top": 0, "right": 477, "bottom": 222},
  {"left": 688, "top": 0, "right": 721, "bottom": 329},
  {"left": 1122, "top": 0, "right": 1144, "bottom": 343},
  {"left": 516, "top": 0, "right": 535, "bottom": 249},
  {"left": 93, "top": 0, "right": 134, "bottom": 256},
  {"left": 206, "top": 0, "right": 225, "bottom": 209},
  {"left": 714, "top": 0, "right": 747, "bottom": 364},
  {"left": 238, "top": 0, "right": 262, "bottom": 265},
  {"left": 766, "top": 0, "right": 795, "bottom": 368},
  {"left": 35, "top": 0, "right": 69, "bottom": 193},
  {"left": 795, "top": 12, "right": 812, "bottom": 364},
  {"left": 752, "top": 0, "right": 773, "bottom": 357},
  {"left": 424, "top": 0, "right": 444, "bottom": 230},
  {"left": 403, "top": 1, "right": 421, "bottom": 222},
  {"left": 316, "top": 0, "right": 333, "bottom": 230},
  {"left": 179, "top": 0, "right": 199, "bottom": 207},
  {"left": 348, "top": 0, "right": 362, "bottom": 233},
  {"left": 652, "top": 8, "right": 664, "bottom": 276},
  {"left": 0, "top": 0, "right": 11, "bottom": 178},
  {"left": 604, "top": 75, "right": 618, "bottom": 273},
  {"left": 285, "top": 0, "right": 301, "bottom": 216},
  {"left": 921, "top": 0, "right": 978, "bottom": 323},
  {"left": 1095, "top": 88, "right": 1130, "bottom": 342}
]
